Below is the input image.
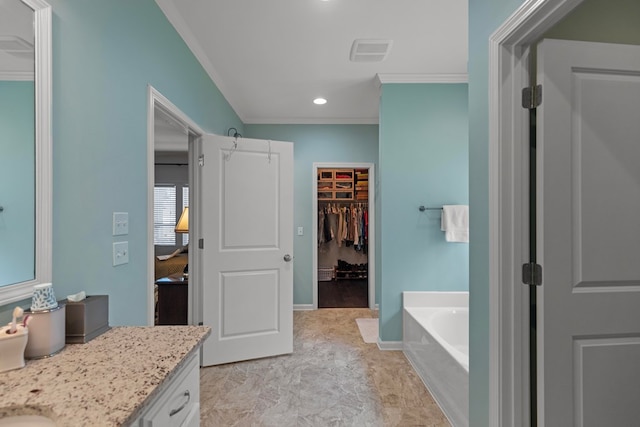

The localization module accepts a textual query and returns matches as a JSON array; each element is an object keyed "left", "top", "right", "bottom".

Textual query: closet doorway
[{"left": 312, "top": 163, "right": 375, "bottom": 310}]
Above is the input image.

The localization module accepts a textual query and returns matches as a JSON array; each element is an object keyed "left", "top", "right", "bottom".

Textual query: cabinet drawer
[{"left": 141, "top": 352, "right": 200, "bottom": 427}]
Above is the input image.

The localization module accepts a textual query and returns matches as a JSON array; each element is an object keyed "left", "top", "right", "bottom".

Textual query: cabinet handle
[{"left": 169, "top": 390, "right": 191, "bottom": 417}]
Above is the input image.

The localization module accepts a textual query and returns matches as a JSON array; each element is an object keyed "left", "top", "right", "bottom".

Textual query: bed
[{"left": 154, "top": 254, "right": 188, "bottom": 280}]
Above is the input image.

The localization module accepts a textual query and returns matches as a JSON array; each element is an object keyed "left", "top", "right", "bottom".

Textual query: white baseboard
[
  {"left": 293, "top": 304, "right": 314, "bottom": 311},
  {"left": 377, "top": 339, "right": 403, "bottom": 351}
]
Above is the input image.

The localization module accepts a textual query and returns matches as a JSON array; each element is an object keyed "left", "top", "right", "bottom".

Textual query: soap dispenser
[{"left": 0, "top": 307, "right": 29, "bottom": 372}]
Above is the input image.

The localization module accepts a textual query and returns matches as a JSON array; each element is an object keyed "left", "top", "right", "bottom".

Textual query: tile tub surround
[
  {"left": 0, "top": 325, "right": 210, "bottom": 426},
  {"left": 200, "top": 309, "right": 450, "bottom": 426}
]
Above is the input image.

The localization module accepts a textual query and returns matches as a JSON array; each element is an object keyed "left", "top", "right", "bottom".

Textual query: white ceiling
[
  {"left": 0, "top": 0, "right": 35, "bottom": 78},
  {"left": 155, "top": 0, "right": 468, "bottom": 125}
]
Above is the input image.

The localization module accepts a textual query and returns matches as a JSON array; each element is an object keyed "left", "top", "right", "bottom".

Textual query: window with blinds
[{"left": 154, "top": 185, "right": 189, "bottom": 246}]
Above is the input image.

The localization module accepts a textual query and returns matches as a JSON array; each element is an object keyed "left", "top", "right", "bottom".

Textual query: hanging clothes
[
  {"left": 342, "top": 206, "right": 349, "bottom": 242},
  {"left": 318, "top": 202, "right": 368, "bottom": 250},
  {"left": 327, "top": 208, "right": 339, "bottom": 243},
  {"left": 336, "top": 208, "right": 343, "bottom": 247},
  {"left": 318, "top": 208, "right": 325, "bottom": 245},
  {"left": 363, "top": 207, "right": 369, "bottom": 254},
  {"left": 323, "top": 206, "right": 332, "bottom": 243},
  {"left": 352, "top": 205, "right": 359, "bottom": 246}
]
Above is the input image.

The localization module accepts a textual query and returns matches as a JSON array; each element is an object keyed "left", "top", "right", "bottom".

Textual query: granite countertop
[{"left": 0, "top": 326, "right": 211, "bottom": 426}]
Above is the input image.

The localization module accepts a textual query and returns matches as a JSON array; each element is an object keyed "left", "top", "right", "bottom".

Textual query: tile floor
[{"left": 200, "top": 308, "right": 450, "bottom": 426}]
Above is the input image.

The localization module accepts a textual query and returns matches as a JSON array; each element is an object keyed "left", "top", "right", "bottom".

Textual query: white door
[
  {"left": 538, "top": 39, "right": 640, "bottom": 426},
  {"left": 198, "top": 134, "right": 293, "bottom": 366}
]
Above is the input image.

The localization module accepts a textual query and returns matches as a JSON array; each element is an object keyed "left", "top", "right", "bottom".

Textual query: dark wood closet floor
[{"left": 318, "top": 279, "right": 368, "bottom": 308}]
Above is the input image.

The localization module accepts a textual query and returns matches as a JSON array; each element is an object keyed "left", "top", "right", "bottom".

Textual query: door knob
[{"left": 284, "top": 254, "right": 293, "bottom": 262}]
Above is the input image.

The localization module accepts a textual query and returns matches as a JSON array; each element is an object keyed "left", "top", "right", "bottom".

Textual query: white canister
[{"left": 24, "top": 303, "right": 66, "bottom": 359}]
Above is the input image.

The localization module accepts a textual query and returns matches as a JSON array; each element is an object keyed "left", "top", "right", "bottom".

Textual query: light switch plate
[
  {"left": 113, "top": 241, "right": 129, "bottom": 266},
  {"left": 297, "top": 226, "right": 304, "bottom": 236},
  {"left": 113, "top": 212, "right": 128, "bottom": 236}
]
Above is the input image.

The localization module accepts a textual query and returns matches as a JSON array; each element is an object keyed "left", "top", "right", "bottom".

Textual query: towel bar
[{"left": 418, "top": 206, "right": 442, "bottom": 212}]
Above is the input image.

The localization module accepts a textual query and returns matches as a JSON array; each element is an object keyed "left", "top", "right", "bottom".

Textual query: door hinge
[
  {"left": 522, "top": 85, "right": 542, "bottom": 109},
  {"left": 522, "top": 262, "right": 543, "bottom": 286},
  {"left": 198, "top": 238, "right": 204, "bottom": 249},
  {"left": 198, "top": 155, "right": 204, "bottom": 167}
]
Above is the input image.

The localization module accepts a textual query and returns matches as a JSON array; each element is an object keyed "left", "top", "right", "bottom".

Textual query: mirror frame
[{"left": 0, "top": 0, "right": 51, "bottom": 305}]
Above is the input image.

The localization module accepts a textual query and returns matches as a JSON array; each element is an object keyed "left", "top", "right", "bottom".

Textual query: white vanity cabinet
[
  {"left": 131, "top": 351, "right": 201, "bottom": 427},
  {"left": 0, "top": 326, "right": 210, "bottom": 426}
]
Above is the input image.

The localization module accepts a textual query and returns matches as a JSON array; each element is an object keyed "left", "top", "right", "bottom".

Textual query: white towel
[{"left": 441, "top": 205, "right": 469, "bottom": 243}]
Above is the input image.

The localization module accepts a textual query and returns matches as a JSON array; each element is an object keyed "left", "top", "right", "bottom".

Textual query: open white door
[
  {"left": 198, "top": 134, "right": 293, "bottom": 366},
  {"left": 538, "top": 39, "right": 640, "bottom": 426}
]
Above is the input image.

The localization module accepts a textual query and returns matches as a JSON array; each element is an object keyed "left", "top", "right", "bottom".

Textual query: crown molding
[
  {"left": 244, "top": 117, "right": 379, "bottom": 125},
  {"left": 375, "top": 73, "right": 468, "bottom": 87},
  {"left": 0, "top": 71, "right": 34, "bottom": 81}
]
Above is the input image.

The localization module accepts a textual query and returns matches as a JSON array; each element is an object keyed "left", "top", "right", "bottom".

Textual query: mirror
[{"left": 0, "top": 0, "right": 51, "bottom": 304}]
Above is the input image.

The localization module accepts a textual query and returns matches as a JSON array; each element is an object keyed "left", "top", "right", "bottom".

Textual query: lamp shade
[{"left": 175, "top": 207, "right": 189, "bottom": 233}]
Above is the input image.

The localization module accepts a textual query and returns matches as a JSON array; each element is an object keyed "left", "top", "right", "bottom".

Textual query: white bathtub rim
[
  {"left": 402, "top": 291, "right": 469, "bottom": 308},
  {"left": 405, "top": 306, "right": 469, "bottom": 372}
]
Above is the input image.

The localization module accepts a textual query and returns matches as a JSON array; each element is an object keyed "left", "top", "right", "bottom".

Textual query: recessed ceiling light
[{"left": 313, "top": 98, "right": 327, "bottom": 105}]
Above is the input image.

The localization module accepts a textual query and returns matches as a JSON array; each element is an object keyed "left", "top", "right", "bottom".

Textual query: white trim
[
  {"left": 0, "top": 71, "right": 34, "bottom": 81},
  {"left": 293, "top": 304, "right": 315, "bottom": 311},
  {"left": 312, "top": 162, "right": 376, "bottom": 310},
  {"left": 146, "top": 86, "right": 204, "bottom": 326},
  {"left": 0, "top": 0, "right": 51, "bottom": 306},
  {"left": 376, "top": 73, "right": 468, "bottom": 86},
  {"left": 377, "top": 339, "right": 403, "bottom": 351},
  {"left": 488, "top": 0, "right": 584, "bottom": 425},
  {"left": 244, "top": 117, "right": 379, "bottom": 125}
]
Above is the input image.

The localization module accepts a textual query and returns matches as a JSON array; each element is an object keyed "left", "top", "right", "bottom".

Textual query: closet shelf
[
  {"left": 317, "top": 168, "right": 356, "bottom": 201},
  {"left": 318, "top": 168, "right": 370, "bottom": 202}
]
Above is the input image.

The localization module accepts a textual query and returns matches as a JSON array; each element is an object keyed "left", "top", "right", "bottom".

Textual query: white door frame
[
  {"left": 146, "top": 86, "right": 204, "bottom": 326},
  {"left": 312, "top": 162, "right": 376, "bottom": 310},
  {"left": 488, "top": 0, "right": 585, "bottom": 424}
]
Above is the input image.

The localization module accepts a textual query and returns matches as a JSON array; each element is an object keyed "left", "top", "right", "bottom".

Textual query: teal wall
[
  {"left": 0, "top": 0, "right": 245, "bottom": 326},
  {"left": 0, "top": 81, "right": 35, "bottom": 286},
  {"left": 378, "top": 83, "right": 469, "bottom": 342},
  {"left": 468, "top": 0, "right": 525, "bottom": 424},
  {"left": 244, "top": 124, "right": 379, "bottom": 305}
]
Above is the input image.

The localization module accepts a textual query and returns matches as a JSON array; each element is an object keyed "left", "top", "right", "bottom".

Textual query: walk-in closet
[{"left": 317, "top": 168, "right": 369, "bottom": 308}]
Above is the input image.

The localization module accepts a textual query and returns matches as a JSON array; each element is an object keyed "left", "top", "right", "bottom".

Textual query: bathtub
[{"left": 403, "top": 291, "right": 469, "bottom": 427}]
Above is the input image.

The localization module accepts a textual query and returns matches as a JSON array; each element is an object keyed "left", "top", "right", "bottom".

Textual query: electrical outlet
[
  {"left": 113, "top": 241, "right": 129, "bottom": 266},
  {"left": 113, "top": 212, "right": 128, "bottom": 236}
]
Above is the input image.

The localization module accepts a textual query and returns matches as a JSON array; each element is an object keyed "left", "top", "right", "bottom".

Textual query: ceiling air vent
[{"left": 350, "top": 39, "right": 393, "bottom": 63}]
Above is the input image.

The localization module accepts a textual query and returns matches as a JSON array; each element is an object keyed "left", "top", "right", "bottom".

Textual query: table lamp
[{"left": 175, "top": 207, "right": 189, "bottom": 277}]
